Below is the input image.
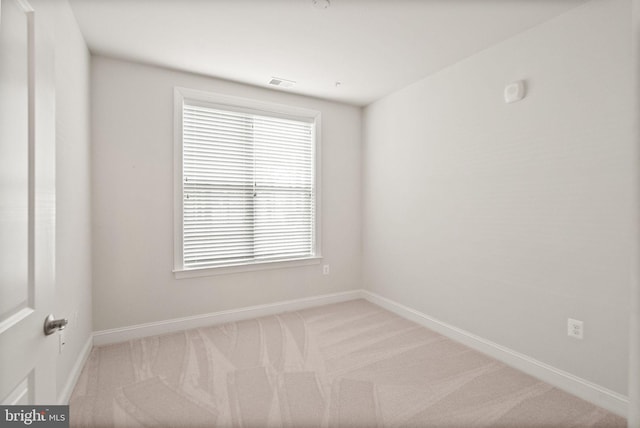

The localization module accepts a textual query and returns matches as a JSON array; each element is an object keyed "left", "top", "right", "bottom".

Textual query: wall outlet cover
[{"left": 567, "top": 318, "right": 584, "bottom": 340}]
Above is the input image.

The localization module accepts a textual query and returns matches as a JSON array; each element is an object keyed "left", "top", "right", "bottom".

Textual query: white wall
[
  {"left": 629, "top": 1, "right": 640, "bottom": 423},
  {"left": 91, "top": 56, "right": 362, "bottom": 331},
  {"left": 51, "top": 0, "right": 92, "bottom": 400},
  {"left": 363, "top": 0, "right": 634, "bottom": 396}
]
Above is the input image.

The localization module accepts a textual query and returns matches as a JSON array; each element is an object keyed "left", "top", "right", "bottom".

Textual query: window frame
[{"left": 173, "top": 87, "right": 322, "bottom": 278}]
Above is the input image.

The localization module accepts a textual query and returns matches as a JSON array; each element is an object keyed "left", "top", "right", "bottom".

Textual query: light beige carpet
[{"left": 70, "top": 299, "right": 626, "bottom": 427}]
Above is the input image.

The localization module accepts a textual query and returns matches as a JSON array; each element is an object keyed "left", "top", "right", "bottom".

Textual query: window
[{"left": 173, "top": 88, "right": 321, "bottom": 277}]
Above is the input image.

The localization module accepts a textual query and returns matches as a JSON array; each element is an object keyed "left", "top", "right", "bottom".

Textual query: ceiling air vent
[{"left": 269, "top": 77, "right": 296, "bottom": 88}]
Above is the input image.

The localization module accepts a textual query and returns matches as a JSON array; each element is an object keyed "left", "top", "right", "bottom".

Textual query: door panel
[
  {"left": 0, "top": 0, "right": 29, "bottom": 330},
  {"left": 3, "top": 376, "right": 31, "bottom": 406},
  {"left": 0, "top": 0, "right": 57, "bottom": 405}
]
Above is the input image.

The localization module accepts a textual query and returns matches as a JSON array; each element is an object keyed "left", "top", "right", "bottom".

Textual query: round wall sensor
[
  {"left": 312, "top": 0, "right": 330, "bottom": 10},
  {"left": 504, "top": 80, "right": 525, "bottom": 104}
]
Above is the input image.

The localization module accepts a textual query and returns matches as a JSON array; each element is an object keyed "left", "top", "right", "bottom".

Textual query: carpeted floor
[{"left": 69, "top": 299, "right": 626, "bottom": 427}]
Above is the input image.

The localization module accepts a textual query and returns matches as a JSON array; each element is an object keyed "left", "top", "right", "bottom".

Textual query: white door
[{"left": 0, "top": 0, "right": 58, "bottom": 405}]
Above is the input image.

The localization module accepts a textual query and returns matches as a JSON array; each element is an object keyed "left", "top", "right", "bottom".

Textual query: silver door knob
[{"left": 44, "top": 314, "right": 68, "bottom": 336}]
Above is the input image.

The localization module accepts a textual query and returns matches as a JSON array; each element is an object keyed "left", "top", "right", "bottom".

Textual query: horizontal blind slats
[{"left": 182, "top": 100, "right": 315, "bottom": 269}]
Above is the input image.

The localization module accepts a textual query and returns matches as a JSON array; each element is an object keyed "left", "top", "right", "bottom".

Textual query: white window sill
[{"left": 173, "top": 256, "right": 322, "bottom": 279}]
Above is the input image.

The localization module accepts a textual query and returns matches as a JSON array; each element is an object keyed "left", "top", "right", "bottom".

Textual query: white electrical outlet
[
  {"left": 567, "top": 318, "right": 583, "bottom": 339},
  {"left": 322, "top": 264, "right": 330, "bottom": 275}
]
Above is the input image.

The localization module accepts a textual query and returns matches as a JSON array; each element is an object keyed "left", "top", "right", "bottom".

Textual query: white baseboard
[
  {"left": 57, "top": 334, "right": 93, "bottom": 405},
  {"left": 93, "top": 289, "right": 364, "bottom": 346},
  {"left": 362, "top": 290, "right": 629, "bottom": 418}
]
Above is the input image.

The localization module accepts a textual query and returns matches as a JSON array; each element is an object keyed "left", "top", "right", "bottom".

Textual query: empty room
[{"left": 1, "top": 0, "right": 639, "bottom": 426}]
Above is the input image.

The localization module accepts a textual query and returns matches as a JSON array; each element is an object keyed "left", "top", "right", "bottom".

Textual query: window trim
[{"left": 173, "top": 87, "right": 322, "bottom": 277}]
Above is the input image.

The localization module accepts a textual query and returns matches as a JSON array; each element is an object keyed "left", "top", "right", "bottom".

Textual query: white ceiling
[{"left": 69, "top": 0, "right": 586, "bottom": 106}]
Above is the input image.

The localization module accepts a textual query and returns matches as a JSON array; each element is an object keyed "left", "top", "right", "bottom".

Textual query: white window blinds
[{"left": 182, "top": 102, "right": 316, "bottom": 269}]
